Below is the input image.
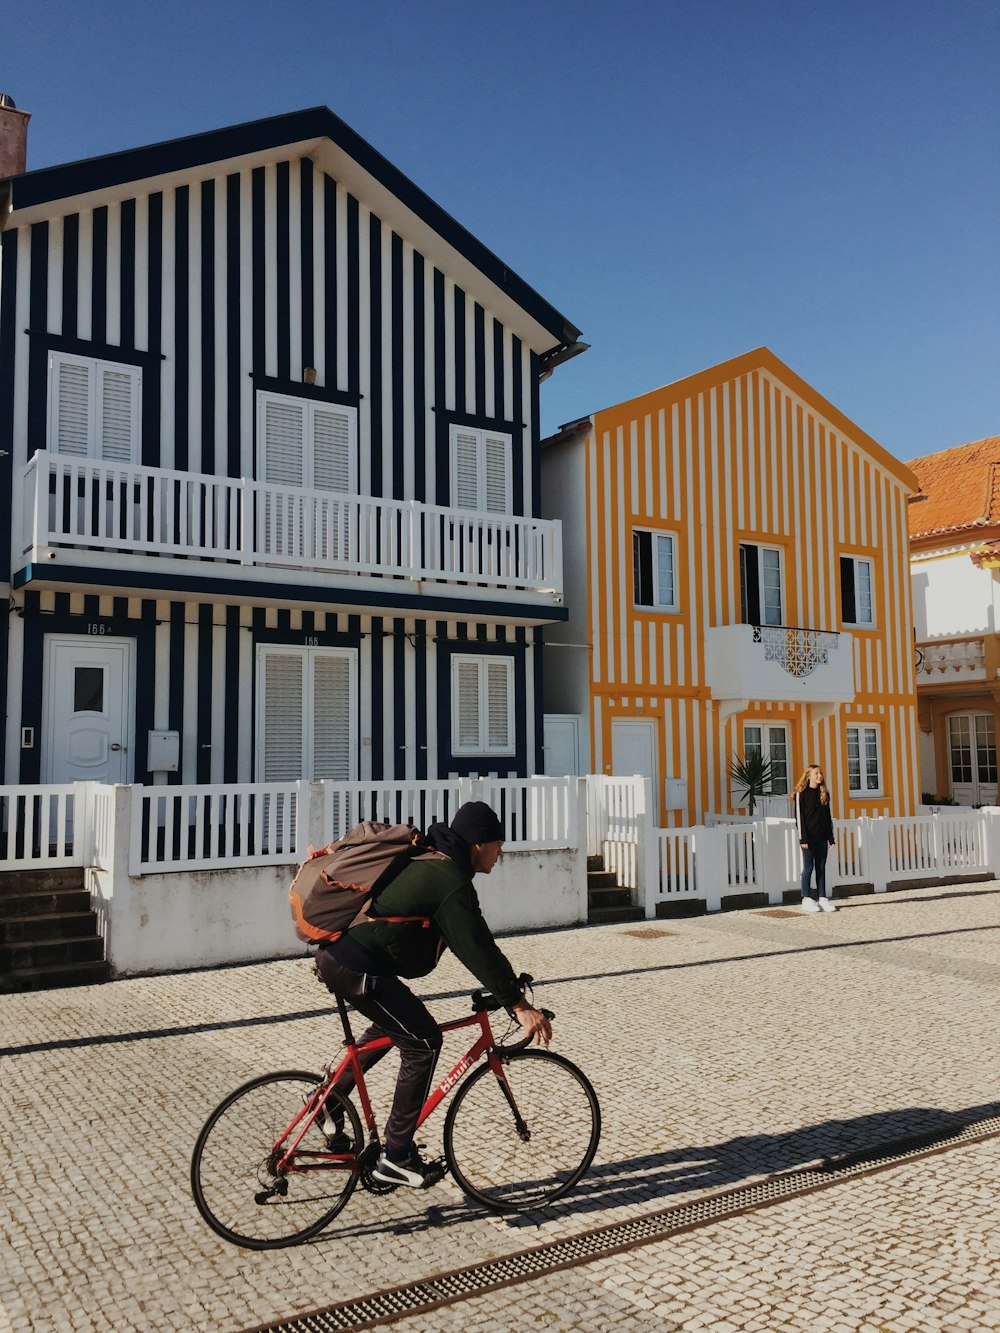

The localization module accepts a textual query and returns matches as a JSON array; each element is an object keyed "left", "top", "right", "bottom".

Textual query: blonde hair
[{"left": 793, "top": 764, "right": 830, "bottom": 805}]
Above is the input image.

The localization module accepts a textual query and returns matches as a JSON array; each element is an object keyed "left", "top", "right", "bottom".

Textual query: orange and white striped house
[{"left": 541, "top": 348, "right": 921, "bottom": 825}]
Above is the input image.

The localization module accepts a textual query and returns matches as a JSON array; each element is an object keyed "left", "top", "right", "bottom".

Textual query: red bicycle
[{"left": 190, "top": 976, "right": 601, "bottom": 1248}]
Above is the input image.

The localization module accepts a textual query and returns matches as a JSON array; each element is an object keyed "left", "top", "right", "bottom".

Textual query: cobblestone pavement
[{"left": 1, "top": 880, "right": 998, "bottom": 1332}]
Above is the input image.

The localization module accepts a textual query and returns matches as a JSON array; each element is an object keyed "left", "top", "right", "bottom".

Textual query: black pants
[
  {"left": 800, "top": 840, "right": 829, "bottom": 898},
  {"left": 314, "top": 944, "right": 442, "bottom": 1160}
]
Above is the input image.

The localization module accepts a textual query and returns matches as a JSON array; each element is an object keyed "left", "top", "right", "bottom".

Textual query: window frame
[
  {"left": 840, "top": 555, "right": 875, "bottom": 628},
  {"left": 742, "top": 722, "right": 790, "bottom": 796},
  {"left": 449, "top": 424, "right": 513, "bottom": 515},
  {"left": 450, "top": 652, "right": 516, "bottom": 757},
  {"left": 47, "top": 349, "right": 142, "bottom": 463},
  {"left": 846, "top": 723, "right": 883, "bottom": 797},
  {"left": 739, "top": 541, "right": 784, "bottom": 627},
  {"left": 255, "top": 388, "right": 358, "bottom": 493},
  {"left": 632, "top": 528, "right": 679, "bottom": 612}
]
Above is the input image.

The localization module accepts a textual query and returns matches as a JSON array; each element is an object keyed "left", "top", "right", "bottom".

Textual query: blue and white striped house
[{"left": 0, "top": 104, "right": 584, "bottom": 792}]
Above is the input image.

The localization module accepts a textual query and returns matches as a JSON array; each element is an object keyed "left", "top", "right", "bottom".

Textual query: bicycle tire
[
  {"left": 443, "top": 1049, "right": 601, "bottom": 1212},
  {"left": 190, "top": 1070, "right": 362, "bottom": 1249}
]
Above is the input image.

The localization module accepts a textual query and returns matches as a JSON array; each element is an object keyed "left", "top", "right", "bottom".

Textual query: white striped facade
[{"left": 0, "top": 110, "right": 576, "bottom": 787}]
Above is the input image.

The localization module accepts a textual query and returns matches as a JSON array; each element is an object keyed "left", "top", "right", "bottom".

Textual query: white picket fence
[
  {"left": 3, "top": 776, "right": 996, "bottom": 922},
  {"left": 0, "top": 775, "right": 580, "bottom": 877},
  {"left": 595, "top": 776, "right": 997, "bottom": 918}
]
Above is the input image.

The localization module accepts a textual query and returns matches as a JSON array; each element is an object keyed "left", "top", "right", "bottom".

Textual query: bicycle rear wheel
[
  {"left": 191, "top": 1070, "right": 362, "bottom": 1248},
  {"left": 443, "top": 1050, "right": 600, "bottom": 1212}
]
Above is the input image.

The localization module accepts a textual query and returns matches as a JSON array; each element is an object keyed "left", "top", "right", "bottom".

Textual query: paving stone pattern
[{"left": 0, "top": 881, "right": 998, "bottom": 1332}]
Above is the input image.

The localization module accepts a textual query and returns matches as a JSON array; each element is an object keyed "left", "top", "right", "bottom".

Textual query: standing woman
[{"left": 793, "top": 764, "right": 838, "bottom": 913}]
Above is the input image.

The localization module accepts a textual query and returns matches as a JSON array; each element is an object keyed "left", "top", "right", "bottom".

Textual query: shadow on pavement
[{"left": 302, "top": 1097, "right": 1000, "bottom": 1244}]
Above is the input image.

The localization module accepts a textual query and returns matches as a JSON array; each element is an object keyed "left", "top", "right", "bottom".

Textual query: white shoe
[
  {"left": 800, "top": 897, "right": 821, "bottom": 913},
  {"left": 819, "top": 897, "right": 838, "bottom": 912}
]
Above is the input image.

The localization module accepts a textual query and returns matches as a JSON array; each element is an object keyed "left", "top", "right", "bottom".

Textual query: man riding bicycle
[{"left": 314, "top": 800, "right": 552, "bottom": 1188}]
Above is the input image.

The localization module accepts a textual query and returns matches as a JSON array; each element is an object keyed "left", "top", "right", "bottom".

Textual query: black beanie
[{"left": 450, "top": 800, "right": 504, "bottom": 845}]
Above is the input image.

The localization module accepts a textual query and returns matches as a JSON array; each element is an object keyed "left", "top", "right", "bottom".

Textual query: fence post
[
  {"left": 73, "top": 781, "right": 95, "bottom": 866},
  {"left": 760, "top": 818, "right": 789, "bottom": 906},
  {"left": 301, "top": 781, "right": 325, "bottom": 856},
  {"left": 863, "top": 815, "right": 890, "bottom": 893},
  {"left": 979, "top": 807, "right": 1000, "bottom": 876},
  {"left": 632, "top": 777, "right": 658, "bottom": 917},
  {"left": 694, "top": 824, "right": 727, "bottom": 912}
]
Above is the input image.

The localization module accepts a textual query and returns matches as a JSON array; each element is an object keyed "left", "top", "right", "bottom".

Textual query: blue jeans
[{"left": 800, "top": 841, "right": 829, "bottom": 899}]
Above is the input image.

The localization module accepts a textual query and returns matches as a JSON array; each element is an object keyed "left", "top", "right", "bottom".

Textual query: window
[
  {"left": 633, "top": 530, "right": 677, "bottom": 610},
  {"left": 256, "top": 645, "right": 357, "bottom": 781},
  {"left": 450, "top": 426, "right": 512, "bottom": 514},
  {"left": 739, "top": 543, "right": 783, "bottom": 626},
  {"left": 257, "top": 391, "right": 357, "bottom": 492},
  {"left": 948, "top": 714, "right": 997, "bottom": 792},
  {"left": 452, "top": 654, "right": 515, "bottom": 755},
  {"left": 840, "top": 556, "right": 874, "bottom": 626},
  {"left": 48, "top": 351, "right": 141, "bottom": 462},
  {"left": 743, "top": 723, "right": 789, "bottom": 795},
  {"left": 846, "top": 724, "right": 882, "bottom": 796}
]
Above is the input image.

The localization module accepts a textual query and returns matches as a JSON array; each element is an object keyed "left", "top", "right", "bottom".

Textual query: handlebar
[{"left": 470, "top": 973, "right": 553, "bottom": 1022}]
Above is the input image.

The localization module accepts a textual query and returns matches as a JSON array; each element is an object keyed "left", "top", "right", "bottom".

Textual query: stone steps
[
  {"left": 0, "top": 868, "right": 109, "bottom": 994},
  {"left": 586, "top": 855, "right": 643, "bottom": 924}
]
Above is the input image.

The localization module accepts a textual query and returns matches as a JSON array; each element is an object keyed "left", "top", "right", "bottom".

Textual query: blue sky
[{"left": 6, "top": 0, "right": 998, "bottom": 460}]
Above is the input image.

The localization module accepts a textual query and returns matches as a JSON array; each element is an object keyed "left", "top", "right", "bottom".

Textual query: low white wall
[{"left": 96, "top": 845, "right": 587, "bottom": 976}]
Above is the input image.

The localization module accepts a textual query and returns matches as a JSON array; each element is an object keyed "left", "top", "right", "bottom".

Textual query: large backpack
[{"left": 289, "top": 821, "right": 430, "bottom": 944}]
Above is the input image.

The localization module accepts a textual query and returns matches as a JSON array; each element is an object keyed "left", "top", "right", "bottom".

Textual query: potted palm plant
[{"left": 728, "top": 751, "right": 774, "bottom": 815}]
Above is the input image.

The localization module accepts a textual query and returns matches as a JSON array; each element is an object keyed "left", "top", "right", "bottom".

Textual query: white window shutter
[
  {"left": 262, "top": 652, "right": 305, "bottom": 780},
  {"left": 98, "top": 364, "right": 140, "bottom": 462},
  {"left": 51, "top": 355, "right": 92, "bottom": 456},
  {"left": 453, "top": 430, "right": 480, "bottom": 511},
  {"left": 261, "top": 396, "right": 306, "bottom": 486},
  {"left": 312, "top": 652, "right": 354, "bottom": 780},
  {"left": 483, "top": 435, "right": 511, "bottom": 514},
  {"left": 455, "top": 658, "right": 481, "bottom": 749},
  {"left": 312, "top": 405, "right": 354, "bottom": 493},
  {"left": 485, "top": 659, "right": 512, "bottom": 749}
]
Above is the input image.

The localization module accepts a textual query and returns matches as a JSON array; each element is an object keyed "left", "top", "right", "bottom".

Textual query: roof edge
[
  {"left": 592, "top": 347, "right": 918, "bottom": 490},
  {"left": 4, "top": 105, "right": 579, "bottom": 347}
]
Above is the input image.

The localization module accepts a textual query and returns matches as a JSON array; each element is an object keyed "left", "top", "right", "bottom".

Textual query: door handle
[{"left": 110, "top": 743, "right": 122, "bottom": 752}]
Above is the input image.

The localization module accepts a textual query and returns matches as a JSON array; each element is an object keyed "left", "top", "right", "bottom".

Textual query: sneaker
[
  {"left": 323, "top": 1130, "right": 355, "bottom": 1154},
  {"left": 819, "top": 897, "right": 838, "bottom": 913},
  {"left": 800, "top": 897, "right": 821, "bottom": 913},
  {"left": 371, "top": 1148, "right": 443, "bottom": 1189},
  {"left": 313, "top": 1100, "right": 352, "bottom": 1152}
]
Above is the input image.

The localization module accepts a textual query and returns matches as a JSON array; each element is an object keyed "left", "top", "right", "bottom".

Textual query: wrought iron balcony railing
[{"left": 751, "top": 624, "right": 840, "bottom": 678}]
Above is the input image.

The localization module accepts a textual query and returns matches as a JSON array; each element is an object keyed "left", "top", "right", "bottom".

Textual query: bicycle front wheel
[
  {"left": 443, "top": 1050, "right": 600, "bottom": 1212},
  {"left": 191, "top": 1070, "right": 362, "bottom": 1249}
]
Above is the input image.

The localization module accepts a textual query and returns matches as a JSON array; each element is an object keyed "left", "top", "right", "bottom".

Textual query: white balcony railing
[
  {"left": 916, "top": 637, "right": 986, "bottom": 681},
  {"left": 20, "top": 451, "right": 563, "bottom": 598}
]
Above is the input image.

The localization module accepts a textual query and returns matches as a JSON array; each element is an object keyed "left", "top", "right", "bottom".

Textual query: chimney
[{"left": 0, "top": 93, "right": 30, "bottom": 177}]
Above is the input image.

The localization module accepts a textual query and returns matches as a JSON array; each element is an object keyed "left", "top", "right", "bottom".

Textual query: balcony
[
  {"left": 707, "top": 622, "right": 855, "bottom": 724},
  {"left": 916, "top": 636, "right": 988, "bottom": 684},
  {"left": 18, "top": 451, "right": 564, "bottom": 614}
]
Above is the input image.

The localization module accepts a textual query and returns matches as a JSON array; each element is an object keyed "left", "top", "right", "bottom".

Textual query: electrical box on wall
[
  {"left": 148, "top": 730, "right": 180, "bottom": 772},
  {"left": 663, "top": 777, "right": 688, "bottom": 811}
]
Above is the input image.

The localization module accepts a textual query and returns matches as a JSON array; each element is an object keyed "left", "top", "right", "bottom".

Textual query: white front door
[
  {"left": 543, "top": 714, "right": 581, "bottom": 776},
  {"left": 611, "top": 719, "right": 658, "bottom": 789},
  {"left": 42, "top": 637, "right": 134, "bottom": 784}
]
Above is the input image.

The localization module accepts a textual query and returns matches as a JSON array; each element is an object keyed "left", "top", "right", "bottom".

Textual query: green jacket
[{"left": 349, "top": 853, "right": 522, "bottom": 1007}]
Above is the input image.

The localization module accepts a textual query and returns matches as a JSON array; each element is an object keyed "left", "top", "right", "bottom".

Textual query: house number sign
[{"left": 87, "top": 623, "right": 114, "bottom": 635}]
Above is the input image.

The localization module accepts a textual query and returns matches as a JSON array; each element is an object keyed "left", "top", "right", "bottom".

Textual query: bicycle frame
[{"left": 273, "top": 1005, "right": 515, "bottom": 1175}]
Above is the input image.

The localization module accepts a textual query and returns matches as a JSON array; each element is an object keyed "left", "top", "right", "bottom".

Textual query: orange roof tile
[{"left": 907, "top": 436, "right": 1000, "bottom": 541}]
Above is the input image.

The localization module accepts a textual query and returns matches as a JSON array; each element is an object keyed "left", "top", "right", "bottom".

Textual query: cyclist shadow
[
  {"left": 497, "top": 1096, "right": 1000, "bottom": 1229},
  {"left": 312, "top": 1096, "right": 1000, "bottom": 1241}
]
